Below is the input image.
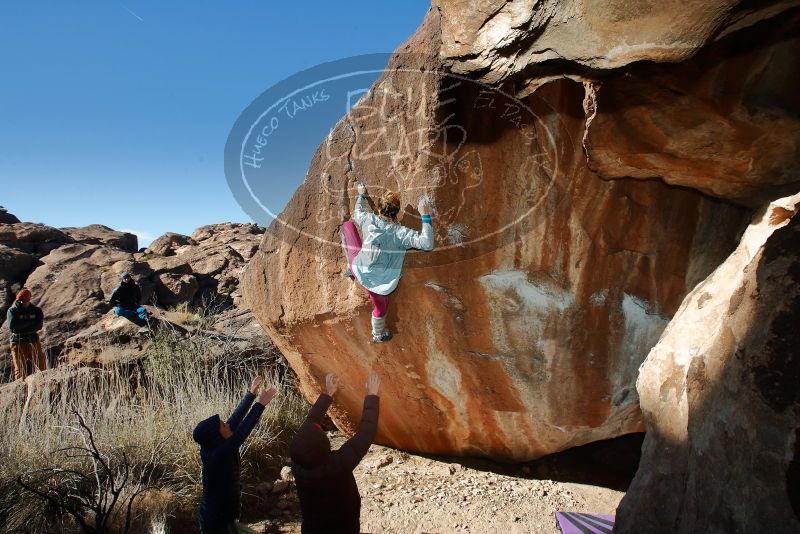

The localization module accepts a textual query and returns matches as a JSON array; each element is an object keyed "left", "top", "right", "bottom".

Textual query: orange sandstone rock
[{"left": 242, "top": 10, "right": 755, "bottom": 460}]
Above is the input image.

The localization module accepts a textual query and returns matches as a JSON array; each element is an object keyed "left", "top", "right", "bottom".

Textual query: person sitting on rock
[
  {"left": 193, "top": 375, "right": 277, "bottom": 534},
  {"left": 290, "top": 372, "right": 380, "bottom": 534},
  {"left": 341, "top": 183, "right": 434, "bottom": 342},
  {"left": 108, "top": 272, "right": 149, "bottom": 326},
  {"left": 6, "top": 288, "right": 47, "bottom": 380}
]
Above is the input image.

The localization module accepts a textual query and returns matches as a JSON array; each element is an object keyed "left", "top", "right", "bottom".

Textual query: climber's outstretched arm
[
  {"left": 337, "top": 373, "right": 380, "bottom": 471},
  {"left": 396, "top": 195, "right": 434, "bottom": 251},
  {"left": 354, "top": 183, "right": 370, "bottom": 226}
]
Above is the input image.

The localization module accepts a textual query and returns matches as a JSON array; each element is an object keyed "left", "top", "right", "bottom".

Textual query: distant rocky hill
[{"left": 0, "top": 210, "right": 269, "bottom": 376}]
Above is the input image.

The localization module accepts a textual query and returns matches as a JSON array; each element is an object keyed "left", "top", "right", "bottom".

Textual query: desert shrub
[
  {"left": 0, "top": 325, "right": 305, "bottom": 533},
  {"left": 162, "top": 303, "right": 202, "bottom": 327},
  {"left": 15, "top": 411, "right": 163, "bottom": 534},
  {"left": 137, "top": 252, "right": 163, "bottom": 261}
]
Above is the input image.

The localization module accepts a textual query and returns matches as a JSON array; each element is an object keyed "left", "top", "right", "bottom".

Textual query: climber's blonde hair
[{"left": 378, "top": 191, "right": 401, "bottom": 220}]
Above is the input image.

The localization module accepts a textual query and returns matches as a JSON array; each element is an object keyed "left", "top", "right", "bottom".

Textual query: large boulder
[
  {"left": 143, "top": 255, "right": 193, "bottom": 276},
  {"left": 61, "top": 225, "right": 138, "bottom": 252},
  {"left": 190, "top": 223, "right": 264, "bottom": 261},
  {"left": 13, "top": 244, "right": 133, "bottom": 349},
  {"left": 433, "top": 0, "right": 800, "bottom": 76},
  {"left": 0, "top": 244, "right": 37, "bottom": 329},
  {"left": 154, "top": 273, "right": 199, "bottom": 307},
  {"left": 582, "top": 15, "right": 800, "bottom": 207},
  {"left": 62, "top": 311, "right": 153, "bottom": 367},
  {"left": 147, "top": 232, "right": 196, "bottom": 256},
  {"left": 143, "top": 223, "right": 264, "bottom": 307},
  {"left": 0, "top": 222, "right": 71, "bottom": 256},
  {"left": 0, "top": 244, "right": 36, "bottom": 284},
  {"left": 58, "top": 305, "right": 273, "bottom": 371},
  {"left": 184, "top": 249, "right": 232, "bottom": 278},
  {"left": 432, "top": 1, "right": 800, "bottom": 207},
  {"left": 0, "top": 208, "right": 19, "bottom": 224},
  {"left": 615, "top": 195, "right": 800, "bottom": 533},
  {"left": 241, "top": 9, "right": 764, "bottom": 460},
  {"left": 146, "top": 225, "right": 262, "bottom": 265}
]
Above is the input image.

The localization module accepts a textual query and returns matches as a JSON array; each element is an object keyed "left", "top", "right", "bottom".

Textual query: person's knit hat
[
  {"left": 193, "top": 414, "right": 224, "bottom": 450},
  {"left": 120, "top": 272, "right": 131, "bottom": 279},
  {"left": 15, "top": 288, "right": 32, "bottom": 301},
  {"left": 290, "top": 421, "right": 331, "bottom": 468}
]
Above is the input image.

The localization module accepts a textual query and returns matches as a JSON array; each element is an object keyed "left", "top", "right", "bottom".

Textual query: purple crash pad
[{"left": 555, "top": 512, "right": 615, "bottom": 534}]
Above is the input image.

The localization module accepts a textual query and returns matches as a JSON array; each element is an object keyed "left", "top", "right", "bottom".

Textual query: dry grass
[
  {"left": 162, "top": 303, "right": 202, "bottom": 327},
  {"left": 0, "top": 324, "right": 306, "bottom": 533}
]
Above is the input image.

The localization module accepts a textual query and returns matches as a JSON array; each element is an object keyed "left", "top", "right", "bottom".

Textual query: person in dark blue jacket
[
  {"left": 108, "top": 272, "right": 149, "bottom": 326},
  {"left": 290, "top": 372, "right": 380, "bottom": 534},
  {"left": 193, "top": 376, "right": 276, "bottom": 534}
]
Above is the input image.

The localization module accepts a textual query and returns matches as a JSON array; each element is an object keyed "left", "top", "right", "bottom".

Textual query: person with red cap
[
  {"left": 290, "top": 372, "right": 380, "bottom": 534},
  {"left": 6, "top": 288, "right": 47, "bottom": 380}
]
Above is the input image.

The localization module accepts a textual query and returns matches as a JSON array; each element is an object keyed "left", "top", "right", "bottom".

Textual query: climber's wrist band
[{"left": 421, "top": 215, "right": 432, "bottom": 224}]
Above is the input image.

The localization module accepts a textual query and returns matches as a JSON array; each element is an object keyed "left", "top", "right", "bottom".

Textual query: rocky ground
[{"left": 239, "top": 433, "right": 640, "bottom": 534}]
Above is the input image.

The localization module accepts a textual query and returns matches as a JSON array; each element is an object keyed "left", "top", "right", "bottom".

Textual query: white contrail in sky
[{"left": 122, "top": 5, "right": 144, "bottom": 22}]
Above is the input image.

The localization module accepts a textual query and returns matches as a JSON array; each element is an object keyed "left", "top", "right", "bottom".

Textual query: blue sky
[{"left": 0, "top": 1, "right": 429, "bottom": 246}]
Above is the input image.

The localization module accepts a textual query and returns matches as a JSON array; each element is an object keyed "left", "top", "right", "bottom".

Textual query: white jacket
[{"left": 351, "top": 194, "right": 434, "bottom": 295}]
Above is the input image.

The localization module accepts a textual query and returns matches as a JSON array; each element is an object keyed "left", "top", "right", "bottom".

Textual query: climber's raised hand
[
  {"left": 326, "top": 373, "right": 340, "bottom": 396},
  {"left": 418, "top": 195, "right": 431, "bottom": 217},
  {"left": 257, "top": 387, "right": 277, "bottom": 406},
  {"left": 249, "top": 375, "right": 265, "bottom": 395},
  {"left": 366, "top": 372, "right": 381, "bottom": 396}
]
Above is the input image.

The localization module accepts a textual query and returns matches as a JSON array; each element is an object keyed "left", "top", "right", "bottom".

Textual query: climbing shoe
[
  {"left": 370, "top": 315, "right": 392, "bottom": 342},
  {"left": 371, "top": 330, "right": 393, "bottom": 343}
]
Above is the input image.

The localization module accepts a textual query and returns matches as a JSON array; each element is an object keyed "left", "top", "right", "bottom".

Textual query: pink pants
[{"left": 341, "top": 220, "right": 389, "bottom": 318}]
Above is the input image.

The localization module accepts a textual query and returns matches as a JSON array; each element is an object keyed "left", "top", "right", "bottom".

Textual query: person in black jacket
[
  {"left": 108, "top": 272, "right": 149, "bottom": 326},
  {"left": 193, "top": 376, "right": 277, "bottom": 534},
  {"left": 290, "top": 372, "right": 381, "bottom": 534},
  {"left": 6, "top": 288, "right": 47, "bottom": 380}
]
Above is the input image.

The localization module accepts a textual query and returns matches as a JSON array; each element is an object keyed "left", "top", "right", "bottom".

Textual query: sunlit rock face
[
  {"left": 239, "top": 6, "right": 786, "bottom": 460},
  {"left": 615, "top": 195, "right": 800, "bottom": 533},
  {"left": 582, "top": 14, "right": 800, "bottom": 207},
  {"left": 434, "top": 0, "right": 800, "bottom": 207},
  {"left": 433, "top": 0, "right": 800, "bottom": 76}
]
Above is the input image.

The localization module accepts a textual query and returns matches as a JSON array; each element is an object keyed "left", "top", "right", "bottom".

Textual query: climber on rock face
[
  {"left": 6, "top": 288, "right": 47, "bottom": 380},
  {"left": 108, "top": 272, "right": 149, "bottom": 327},
  {"left": 290, "top": 372, "right": 381, "bottom": 534},
  {"left": 341, "top": 182, "right": 434, "bottom": 343}
]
